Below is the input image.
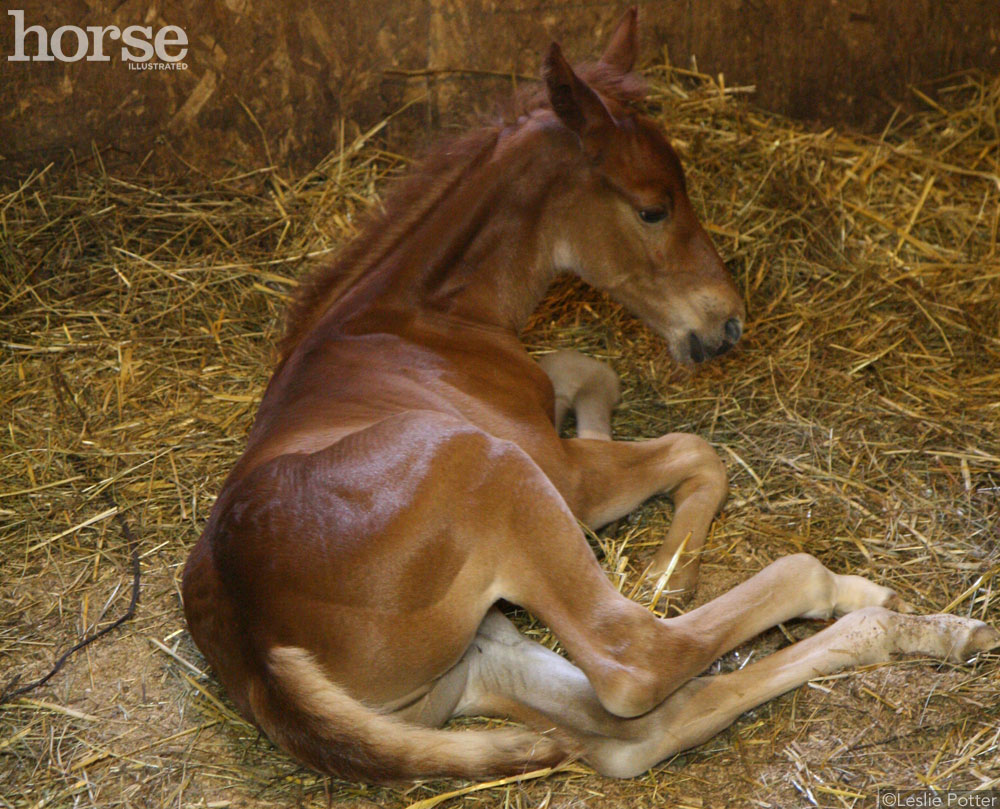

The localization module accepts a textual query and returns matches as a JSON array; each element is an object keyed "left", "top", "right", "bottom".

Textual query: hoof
[
  {"left": 882, "top": 593, "right": 916, "bottom": 614},
  {"left": 646, "top": 563, "right": 699, "bottom": 600},
  {"left": 955, "top": 621, "right": 1000, "bottom": 662}
]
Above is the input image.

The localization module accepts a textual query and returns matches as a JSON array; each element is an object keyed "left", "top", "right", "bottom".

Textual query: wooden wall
[{"left": 3, "top": 0, "right": 998, "bottom": 179}]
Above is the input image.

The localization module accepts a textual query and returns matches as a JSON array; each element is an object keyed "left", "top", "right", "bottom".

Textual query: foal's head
[{"left": 540, "top": 11, "right": 745, "bottom": 365}]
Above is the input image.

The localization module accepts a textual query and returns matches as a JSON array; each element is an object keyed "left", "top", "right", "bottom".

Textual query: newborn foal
[{"left": 182, "top": 10, "right": 998, "bottom": 782}]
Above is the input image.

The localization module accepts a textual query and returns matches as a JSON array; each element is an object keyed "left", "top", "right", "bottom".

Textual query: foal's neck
[{"left": 384, "top": 125, "right": 568, "bottom": 334}]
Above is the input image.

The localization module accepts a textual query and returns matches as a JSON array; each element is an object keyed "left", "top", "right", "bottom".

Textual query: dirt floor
[{"left": 1, "top": 65, "right": 998, "bottom": 808}]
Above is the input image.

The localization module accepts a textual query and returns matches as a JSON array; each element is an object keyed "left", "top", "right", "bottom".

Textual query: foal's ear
[
  {"left": 543, "top": 42, "right": 614, "bottom": 145},
  {"left": 600, "top": 6, "right": 638, "bottom": 73}
]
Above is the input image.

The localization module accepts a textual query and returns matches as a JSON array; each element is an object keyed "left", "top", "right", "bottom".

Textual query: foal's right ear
[
  {"left": 600, "top": 6, "right": 638, "bottom": 73},
  {"left": 542, "top": 42, "right": 615, "bottom": 148}
]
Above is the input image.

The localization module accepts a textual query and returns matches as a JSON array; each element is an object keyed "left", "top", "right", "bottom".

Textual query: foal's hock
[{"left": 181, "top": 9, "right": 998, "bottom": 783}]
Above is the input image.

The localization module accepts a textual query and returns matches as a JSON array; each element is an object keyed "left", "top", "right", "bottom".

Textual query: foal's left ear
[
  {"left": 600, "top": 6, "right": 638, "bottom": 73},
  {"left": 543, "top": 42, "right": 615, "bottom": 145}
]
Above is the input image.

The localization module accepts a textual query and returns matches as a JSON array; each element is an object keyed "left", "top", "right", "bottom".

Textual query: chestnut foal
[{"left": 182, "top": 11, "right": 998, "bottom": 782}]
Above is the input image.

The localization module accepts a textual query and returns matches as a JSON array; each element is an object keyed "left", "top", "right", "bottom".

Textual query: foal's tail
[{"left": 249, "top": 646, "right": 567, "bottom": 783}]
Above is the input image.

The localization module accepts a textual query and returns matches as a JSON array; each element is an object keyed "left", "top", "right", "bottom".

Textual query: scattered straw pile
[{"left": 2, "top": 62, "right": 998, "bottom": 809}]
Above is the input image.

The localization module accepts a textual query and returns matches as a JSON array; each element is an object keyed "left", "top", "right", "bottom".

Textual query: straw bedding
[{"left": 1, "top": 63, "right": 997, "bottom": 808}]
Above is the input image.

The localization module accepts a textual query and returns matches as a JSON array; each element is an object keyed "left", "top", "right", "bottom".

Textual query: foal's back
[{"left": 228, "top": 310, "right": 559, "bottom": 486}]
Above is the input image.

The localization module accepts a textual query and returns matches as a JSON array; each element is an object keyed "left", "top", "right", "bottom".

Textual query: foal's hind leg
[
  {"left": 606, "top": 608, "right": 999, "bottom": 776},
  {"left": 537, "top": 350, "right": 621, "bottom": 440},
  {"left": 505, "top": 471, "right": 917, "bottom": 718},
  {"left": 455, "top": 608, "right": 998, "bottom": 778},
  {"left": 493, "top": 442, "right": 963, "bottom": 723}
]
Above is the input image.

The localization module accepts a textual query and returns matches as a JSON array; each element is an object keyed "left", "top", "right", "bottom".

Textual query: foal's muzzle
[{"left": 688, "top": 317, "right": 743, "bottom": 363}]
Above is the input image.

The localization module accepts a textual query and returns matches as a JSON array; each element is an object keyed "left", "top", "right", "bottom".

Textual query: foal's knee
[{"left": 665, "top": 433, "right": 729, "bottom": 505}]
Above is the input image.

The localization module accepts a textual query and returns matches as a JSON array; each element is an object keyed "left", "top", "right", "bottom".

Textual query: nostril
[
  {"left": 688, "top": 332, "right": 706, "bottom": 363},
  {"left": 725, "top": 317, "right": 743, "bottom": 344}
]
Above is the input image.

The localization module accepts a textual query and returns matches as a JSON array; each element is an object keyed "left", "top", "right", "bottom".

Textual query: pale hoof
[
  {"left": 890, "top": 613, "right": 1000, "bottom": 664},
  {"left": 954, "top": 621, "right": 1000, "bottom": 662}
]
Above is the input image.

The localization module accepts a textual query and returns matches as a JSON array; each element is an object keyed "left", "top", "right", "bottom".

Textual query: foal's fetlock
[
  {"left": 793, "top": 553, "right": 912, "bottom": 619},
  {"left": 538, "top": 351, "right": 620, "bottom": 405},
  {"left": 664, "top": 560, "right": 701, "bottom": 600}
]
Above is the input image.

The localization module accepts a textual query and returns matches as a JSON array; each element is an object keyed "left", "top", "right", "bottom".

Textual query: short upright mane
[{"left": 278, "top": 61, "right": 646, "bottom": 359}]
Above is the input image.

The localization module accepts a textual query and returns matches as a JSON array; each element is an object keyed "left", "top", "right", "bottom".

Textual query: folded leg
[{"left": 538, "top": 350, "right": 621, "bottom": 441}]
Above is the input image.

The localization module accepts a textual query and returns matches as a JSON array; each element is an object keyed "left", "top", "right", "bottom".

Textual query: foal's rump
[
  {"left": 183, "top": 409, "right": 565, "bottom": 778},
  {"left": 201, "top": 412, "right": 504, "bottom": 666}
]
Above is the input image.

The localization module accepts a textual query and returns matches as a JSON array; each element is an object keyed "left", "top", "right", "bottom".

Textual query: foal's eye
[{"left": 638, "top": 207, "right": 668, "bottom": 224}]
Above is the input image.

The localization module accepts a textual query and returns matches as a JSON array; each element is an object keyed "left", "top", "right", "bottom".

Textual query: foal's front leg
[
  {"left": 536, "top": 349, "right": 727, "bottom": 593},
  {"left": 563, "top": 433, "right": 729, "bottom": 593},
  {"left": 538, "top": 349, "right": 621, "bottom": 441}
]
